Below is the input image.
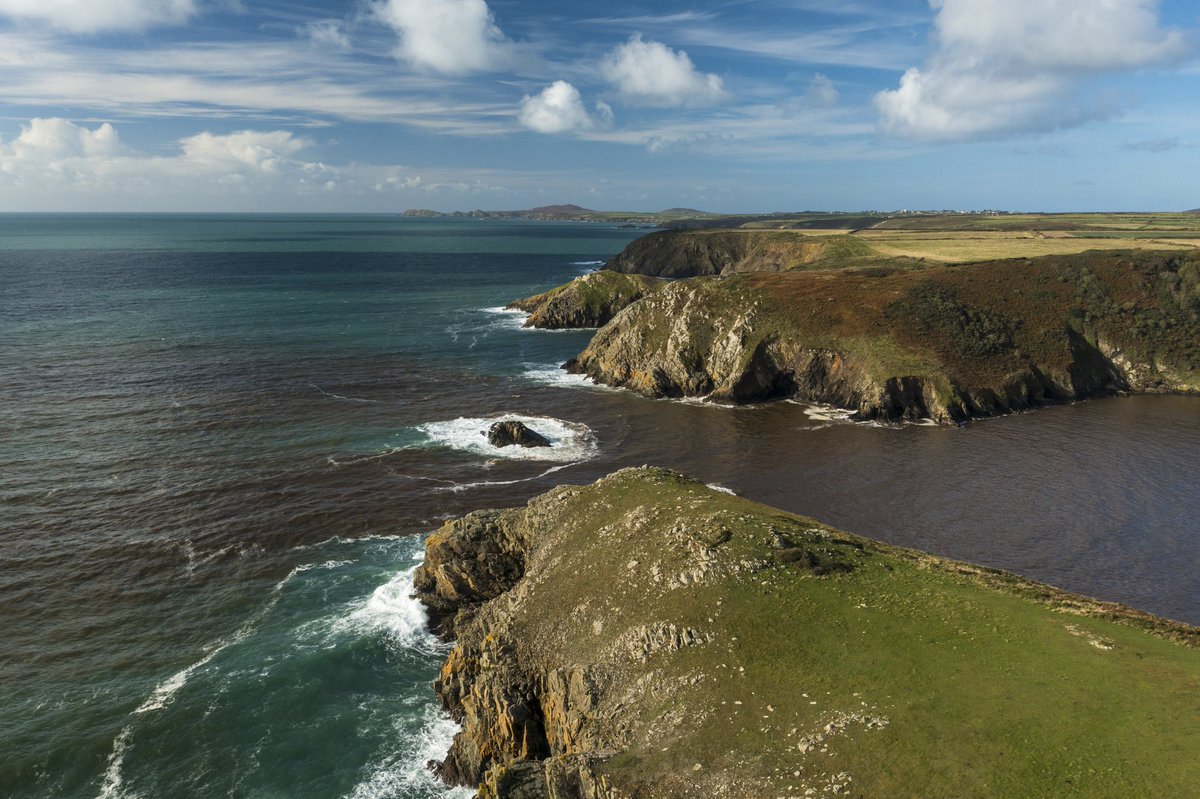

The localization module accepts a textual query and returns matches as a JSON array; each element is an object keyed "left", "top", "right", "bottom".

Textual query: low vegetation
[
  {"left": 507, "top": 271, "right": 665, "bottom": 329},
  {"left": 570, "top": 249, "right": 1200, "bottom": 421},
  {"left": 418, "top": 468, "right": 1200, "bottom": 799}
]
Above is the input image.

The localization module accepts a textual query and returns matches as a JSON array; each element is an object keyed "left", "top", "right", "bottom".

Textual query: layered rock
[
  {"left": 415, "top": 468, "right": 1200, "bottom": 799},
  {"left": 508, "top": 272, "right": 665, "bottom": 329},
  {"left": 569, "top": 250, "right": 1200, "bottom": 423}
]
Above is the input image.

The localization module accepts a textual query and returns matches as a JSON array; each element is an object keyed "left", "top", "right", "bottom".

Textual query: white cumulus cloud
[
  {"left": 374, "top": 0, "right": 511, "bottom": 74},
  {"left": 179, "top": 130, "right": 309, "bottom": 173},
  {"left": 601, "top": 34, "right": 727, "bottom": 108},
  {"left": 518, "top": 81, "right": 601, "bottom": 135},
  {"left": 876, "top": 0, "right": 1189, "bottom": 141},
  {"left": 0, "top": 118, "right": 535, "bottom": 210},
  {"left": 0, "top": 0, "right": 196, "bottom": 33},
  {"left": 0, "top": 119, "right": 314, "bottom": 189},
  {"left": 0, "top": 117, "right": 123, "bottom": 167}
]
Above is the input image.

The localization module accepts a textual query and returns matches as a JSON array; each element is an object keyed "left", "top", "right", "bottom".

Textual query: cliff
[
  {"left": 508, "top": 272, "right": 665, "bottom": 329},
  {"left": 570, "top": 249, "right": 1200, "bottom": 423},
  {"left": 414, "top": 468, "right": 1200, "bottom": 799},
  {"left": 603, "top": 230, "right": 903, "bottom": 277}
]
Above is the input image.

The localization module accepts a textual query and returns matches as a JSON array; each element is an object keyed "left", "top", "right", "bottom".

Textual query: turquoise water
[
  {"left": 3, "top": 215, "right": 1199, "bottom": 799},
  {"left": 1, "top": 216, "right": 640, "bottom": 799}
]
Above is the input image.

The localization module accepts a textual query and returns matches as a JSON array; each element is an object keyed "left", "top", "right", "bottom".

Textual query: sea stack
[{"left": 486, "top": 420, "right": 552, "bottom": 448}]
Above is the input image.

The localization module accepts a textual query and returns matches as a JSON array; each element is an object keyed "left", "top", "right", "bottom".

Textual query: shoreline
[{"left": 414, "top": 468, "right": 1200, "bottom": 798}]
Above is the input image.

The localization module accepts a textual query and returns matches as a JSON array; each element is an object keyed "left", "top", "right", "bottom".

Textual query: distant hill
[
  {"left": 523, "top": 204, "right": 594, "bottom": 217},
  {"left": 401, "top": 204, "right": 718, "bottom": 224}
]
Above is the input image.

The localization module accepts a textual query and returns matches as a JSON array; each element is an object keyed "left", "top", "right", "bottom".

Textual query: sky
[{"left": 0, "top": 0, "right": 1198, "bottom": 213}]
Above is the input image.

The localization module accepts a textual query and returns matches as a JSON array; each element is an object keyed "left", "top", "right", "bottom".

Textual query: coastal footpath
[
  {"left": 415, "top": 468, "right": 1200, "bottom": 798},
  {"left": 553, "top": 246, "right": 1200, "bottom": 423}
]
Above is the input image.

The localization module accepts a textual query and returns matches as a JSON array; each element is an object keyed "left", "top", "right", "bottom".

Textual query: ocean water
[{"left": 2, "top": 215, "right": 1199, "bottom": 798}]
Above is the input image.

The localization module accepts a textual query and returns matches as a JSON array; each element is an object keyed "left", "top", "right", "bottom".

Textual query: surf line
[
  {"left": 432, "top": 462, "right": 579, "bottom": 494},
  {"left": 97, "top": 566, "right": 301, "bottom": 799},
  {"left": 310, "top": 383, "right": 382, "bottom": 404}
]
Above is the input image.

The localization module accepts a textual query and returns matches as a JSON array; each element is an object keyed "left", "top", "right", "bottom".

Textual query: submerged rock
[{"left": 487, "top": 421, "right": 551, "bottom": 448}]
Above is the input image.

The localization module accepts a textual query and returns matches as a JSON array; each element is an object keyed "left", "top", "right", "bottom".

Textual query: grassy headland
[
  {"left": 570, "top": 249, "right": 1200, "bottom": 422},
  {"left": 507, "top": 271, "right": 666, "bottom": 329},
  {"left": 606, "top": 221, "right": 1200, "bottom": 277},
  {"left": 416, "top": 468, "right": 1200, "bottom": 799}
]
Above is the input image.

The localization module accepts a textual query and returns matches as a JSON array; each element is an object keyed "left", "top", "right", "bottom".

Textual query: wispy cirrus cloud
[
  {"left": 0, "top": 33, "right": 513, "bottom": 134},
  {"left": 0, "top": 0, "right": 197, "bottom": 33}
]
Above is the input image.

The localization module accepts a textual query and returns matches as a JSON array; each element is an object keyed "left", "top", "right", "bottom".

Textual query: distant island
[
  {"left": 402, "top": 204, "right": 711, "bottom": 225},
  {"left": 401, "top": 204, "right": 1200, "bottom": 232}
]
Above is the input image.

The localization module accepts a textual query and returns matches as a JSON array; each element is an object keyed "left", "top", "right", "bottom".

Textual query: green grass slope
[
  {"left": 571, "top": 249, "right": 1200, "bottom": 422},
  {"left": 418, "top": 468, "right": 1199, "bottom": 798},
  {"left": 507, "top": 271, "right": 665, "bottom": 329},
  {"left": 604, "top": 230, "right": 915, "bottom": 277}
]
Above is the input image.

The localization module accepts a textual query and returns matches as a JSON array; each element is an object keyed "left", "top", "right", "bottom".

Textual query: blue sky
[{"left": 0, "top": 0, "right": 1198, "bottom": 212}]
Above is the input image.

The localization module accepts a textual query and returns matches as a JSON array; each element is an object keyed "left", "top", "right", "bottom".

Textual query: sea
[{"left": 2, "top": 215, "right": 1198, "bottom": 799}]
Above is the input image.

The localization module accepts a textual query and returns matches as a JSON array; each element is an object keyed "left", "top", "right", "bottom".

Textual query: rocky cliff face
[
  {"left": 507, "top": 272, "right": 665, "bottom": 329},
  {"left": 570, "top": 251, "right": 1200, "bottom": 423},
  {"left": 604, "top": 230, "right": 883, "bottom": 277},
  {"left": 414, "top": 469, "right": 1200, "bottom": 799}
]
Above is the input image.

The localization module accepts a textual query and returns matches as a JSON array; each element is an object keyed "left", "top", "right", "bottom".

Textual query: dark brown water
[{"left": 369, "top": 387, "right": 1200, "bottom": 626}]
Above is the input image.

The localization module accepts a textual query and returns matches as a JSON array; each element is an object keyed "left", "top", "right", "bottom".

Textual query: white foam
[
  {"left": 323, "top": 557, "right": 447, "bottom": 657},
  {"left": 289, "top": 534, "right": 405, "bottom": 552},
  {"left": 795, "top": 401, "right": 925, "bottom": 430},
  {"left": 310, "top": 383, "right": 382, "bottom": 404},
  {"left": 706, "top": 483, "right": 737, "bottom": 496},
  {"left": 522, "top": 364, "right": 603, "bottom": 390},
  {"left": 570, "top": 260, "right": 606, "bottom": 266},
  {"left": 477, "top": 306, "right": 528, "bottom": 330},
  {"left": 415, "top": 414, "right": 598, "bottom": 463},
  {"left": 345, "top": 705, "right": 472, "bottom": 799},
  {"left": 134, "top": 575, "right": 291, "bottom": 715},
  {"left": 99, "top": 572, "right": 295, "bottom": 797},
  {"left": 800, "top": 402, "right": 858, "bottom": 424},
  {"left": 434, "top": 463, "right": 575, "bottom": 494}
]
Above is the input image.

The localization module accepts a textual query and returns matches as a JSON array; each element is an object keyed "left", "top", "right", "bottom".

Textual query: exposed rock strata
[
  {"left": 508, "top": 272, "right": 665, "bottom": 329},
  {"left": 414, "top": 468, "right": 1200, "bottom": 799},
  {"left": 570, "top": 250, "right": 1200, "bottom": 424}
]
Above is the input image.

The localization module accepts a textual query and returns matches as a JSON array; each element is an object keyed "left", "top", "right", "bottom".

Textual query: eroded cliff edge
[
  {"left": 507, "top": 272, "right": 665, "bottom": 329},
  {"left": 603, "top": 229, "right": 895, "bottom": 277},
  {"left": 415, "top": 468, "right": 1200, "bottom": 799},
  {"left": 569, "top": 250, "right": 1200, "bottom": 423}
]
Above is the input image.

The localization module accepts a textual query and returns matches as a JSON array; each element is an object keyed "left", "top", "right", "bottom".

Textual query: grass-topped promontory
[
  {"left": 569, "top": 249, "right": 1200, "bottom": 422},
  {"left": 507, "top": 271, "right": 665, "bottom": 329},
  {"left": 417, "top": 468, "right": 1200, "bottom": 799},
  {"left": 604, "top": 217, "right": 1200, "bottom": 278}
]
